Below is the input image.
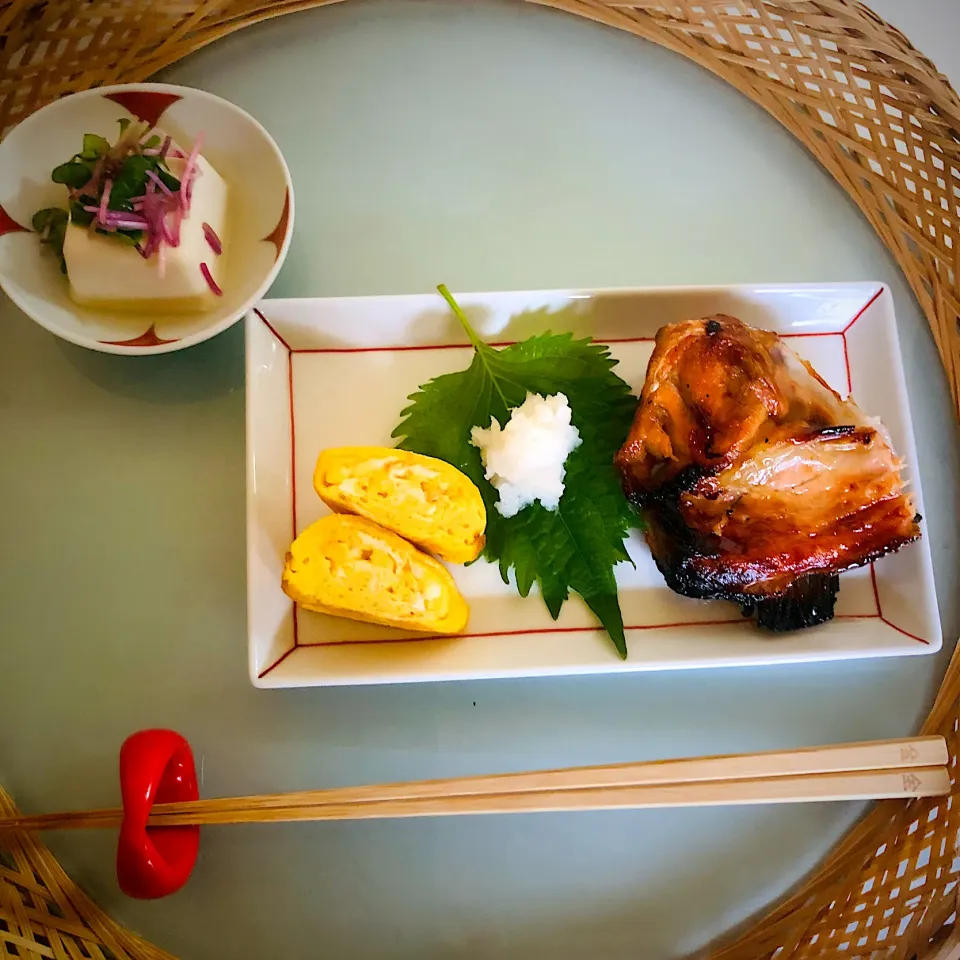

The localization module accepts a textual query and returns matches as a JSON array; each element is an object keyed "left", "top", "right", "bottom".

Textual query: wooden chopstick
[
  {"left": 142, "top": 766, "right": 950, "bottom": 824},
  {"left": 0, "top": 737, "right": 946, "bottom": 833},
  {"left": 6, "top": 766, "right": 947, "bottom": 831}
]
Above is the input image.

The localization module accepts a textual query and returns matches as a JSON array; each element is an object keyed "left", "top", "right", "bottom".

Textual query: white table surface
[{"left": 1, "top": 1, "right": 958, "bottom": 957}]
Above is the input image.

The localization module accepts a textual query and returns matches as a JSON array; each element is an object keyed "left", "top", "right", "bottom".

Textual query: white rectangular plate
[{"left": 246, "top": 282, "right": 941, "bottom": 688}]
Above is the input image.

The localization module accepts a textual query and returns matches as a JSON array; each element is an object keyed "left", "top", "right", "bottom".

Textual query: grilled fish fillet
[{"left": 614, "top": 315, "right": 921, "bottom": 630}]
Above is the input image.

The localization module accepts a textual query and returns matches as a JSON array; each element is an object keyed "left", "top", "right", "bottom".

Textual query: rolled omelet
[
  {"left": 313, "top": 446, "right": 486, "bottom": 564},
  {"left": 282, "top": 514, "right": 469, "bottom": 635}
]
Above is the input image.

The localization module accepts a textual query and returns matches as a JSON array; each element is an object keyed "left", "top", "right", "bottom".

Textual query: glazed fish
[{"left": 614, "top": 315, "right": 921, "bottom": 631}]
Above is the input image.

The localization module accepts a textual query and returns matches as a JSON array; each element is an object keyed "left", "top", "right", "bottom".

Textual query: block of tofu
[{"left": 62, "top": 154, "right": 227, "bottom": 312}]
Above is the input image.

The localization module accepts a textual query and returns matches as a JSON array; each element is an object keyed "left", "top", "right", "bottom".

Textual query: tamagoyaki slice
[
  {"left": 282, "top": 514, "right": 469, "bottom": 635},
  {"left": 313, "top": 446, "right": 486, "bottom": 564}
]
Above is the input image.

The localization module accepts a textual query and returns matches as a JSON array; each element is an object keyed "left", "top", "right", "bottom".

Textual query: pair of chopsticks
[{"left": 0, "top": 736, "right": 949, "bottom": 833}]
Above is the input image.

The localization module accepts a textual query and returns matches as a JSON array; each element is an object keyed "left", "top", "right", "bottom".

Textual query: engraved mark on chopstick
[
  {"left": 902, "top": 773, "right": 922, "bottom": 791},
  {"left": 901, "top": 745, "right": 920, "bottom": 762}
]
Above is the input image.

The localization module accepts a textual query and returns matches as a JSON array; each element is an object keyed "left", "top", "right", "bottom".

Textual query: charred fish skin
[
  {"left": 615, "top": 314, "right": 921, "bottom": 632},
  {"left": 746, "top": 574, "right": 840, "bottom": 632},
  {"left": 643, "top": 496, "right": 841, "bottom": 631},
  {"left": 632, "top": 472, "right": 843, "bottom": 631}
]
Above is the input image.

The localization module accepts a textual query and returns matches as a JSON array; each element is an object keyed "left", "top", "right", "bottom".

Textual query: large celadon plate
[{"left": 246, "top": 281, "right": 940, "bottom": 687}]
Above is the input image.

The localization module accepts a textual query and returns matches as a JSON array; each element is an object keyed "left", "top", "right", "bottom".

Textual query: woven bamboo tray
[{"left": 2, "top": 1, "right": 959, "bottom": 958}]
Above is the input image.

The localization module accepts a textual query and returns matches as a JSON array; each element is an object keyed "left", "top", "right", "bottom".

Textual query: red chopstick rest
[{"left": 116, "top": 729, "right": 200, "bottom": 899}]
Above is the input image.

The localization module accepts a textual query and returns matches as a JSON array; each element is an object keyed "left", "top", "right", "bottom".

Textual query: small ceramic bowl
[{"left": 0, "top": 83, "right": 294, "bottom": 355}]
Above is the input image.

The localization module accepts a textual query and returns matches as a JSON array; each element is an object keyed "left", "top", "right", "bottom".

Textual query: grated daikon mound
[{"left": 470, "top": 392, "right": 582, "bottom": 518}]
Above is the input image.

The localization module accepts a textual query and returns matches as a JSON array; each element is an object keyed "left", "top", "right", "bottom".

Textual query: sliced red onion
[
  {"left": 186, "top": 166, "right": 204, "bottom": 206},
  {"left": 199, "top": 262, "right": 223, "bottom": 296},
  {"left": 135, "top": 243, "right": 148, "bottom": 259},
  {"left": 179, "top": 132, "right": 205, "bottom": 211},
  {"left": 109, "top": 217, "right": 150, "bottom": 230},
  {"left": 168, "top": 205, "right": 183, "bottom": 248},
  {"left": 146, "top": 170, "right": 173, "bottom": 196},
  {"left": 202, "top": 222, "right": 222, "bottom": 255},
  {"left": 159, "top": 136, "right": 172, "bottom": 160},
  {"left": 102, "top": 208, "right": 149, "bottom": 226},
  {"left": 98, "top": 178, "right": 112, "bottom": 225},
  {"left": 140, "top": 192, "right": 170, "bottom": 255},
  {"left": 75, "top": 157, "right": 105, "bottom": 200},
  {"left": 160, "top": 215, "right": 176, "bottom": 246}
]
